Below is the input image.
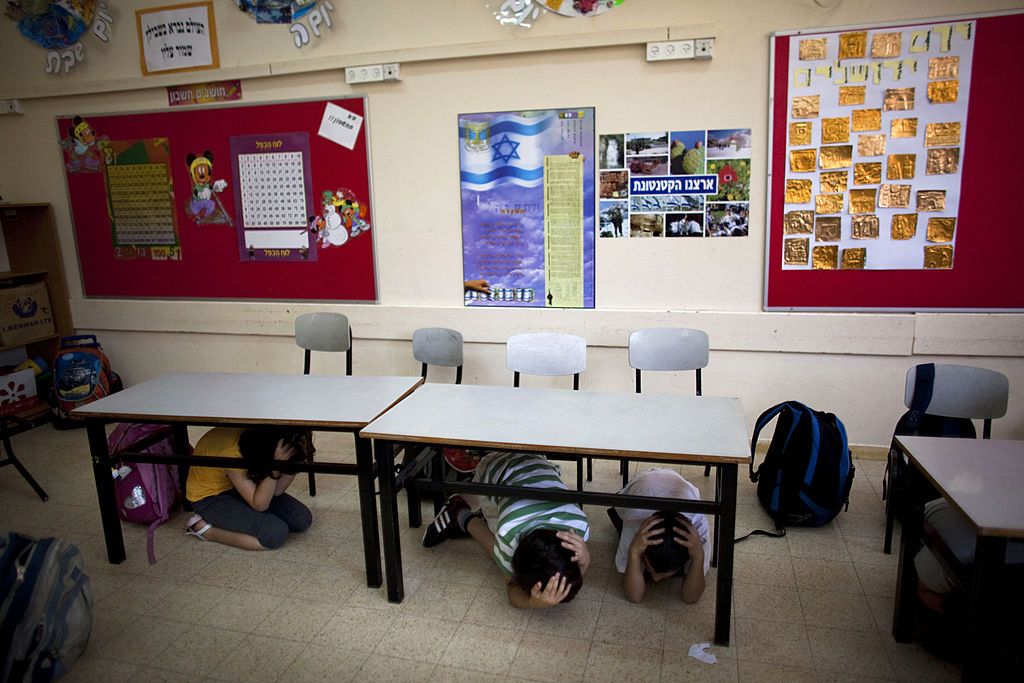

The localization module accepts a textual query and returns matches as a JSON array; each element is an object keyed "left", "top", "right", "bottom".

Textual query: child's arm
[
  {"left": 676, "top": 518, "right": 706, "bottom": 604},
  {"left": 557, "top": 531, "right": 591, "bottom": 576},
  {"left": 507, "top": 574, "right": 571, "bottom": 608},
  {"left": 621, "top": 515, "right": 664, "bottom": 603},
  {"left": 228, "top": 439, "right": 296, "bottom": 511}
]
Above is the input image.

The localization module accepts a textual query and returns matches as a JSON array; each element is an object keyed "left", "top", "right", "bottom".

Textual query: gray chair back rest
[
  {"left": 506, "top": 333, "right": 587, "bottom": 376},
  {"left": 295, "top": 312, "right": 351, "bottom": 352},
  {"left": 413, "top": 328, "right": 464, "bottom": 367},
  {"left": 903, "top": 364, "right": 1009, "bottom": 420},
  {"left": 628, "top": 328, "right": 709, "bottom": 371}
]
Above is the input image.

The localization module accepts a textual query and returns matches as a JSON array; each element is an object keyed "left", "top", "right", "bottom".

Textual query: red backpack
[{"left": 49, "top": 334, "right": 122, "bottom": 429}]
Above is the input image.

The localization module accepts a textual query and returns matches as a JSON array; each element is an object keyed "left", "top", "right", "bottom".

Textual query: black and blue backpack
[{"left": 749, "top": 401, "right": 856, "bottom": 529}]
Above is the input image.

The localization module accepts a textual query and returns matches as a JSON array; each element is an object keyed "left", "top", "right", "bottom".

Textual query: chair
[
  {"left": 0, "top": 416, "right": 48, "bottom": 502},
  {"left": 412, "top": 327, "right": 464, "bottom": 384},
  {"left": 506, "top": 332, "right": 589, "bottom": 489},
  {"left": 294, "top": 312, "right": 353, "bottom": 496},
  {"left": 625, "top": 328, "right": 711, "bottom": 487},
  {"left": 882, "top": 363, "right": 1009, "bottom": 554}
]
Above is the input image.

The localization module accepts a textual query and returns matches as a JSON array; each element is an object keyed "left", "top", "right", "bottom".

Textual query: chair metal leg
[
  {"left": 620, "top": 459, "right": 629, "bottom": 488},
  {"left": 0, "top": 419, "right": 48, "bottom": 502},
  {"left": 576, "top": 458, "right": 583, "bottom": 491},
  {"left": 586, "top": 457, "right": 593, "bottom": 482},
  {"left": 307, "top": 470, "right": 317, "bottom": 496},
  {"left": 883, "top": 501, "right": 896, "bottom": 555},
  {"left": 703, "top": 464, "right": 711, "bottom": 477}
]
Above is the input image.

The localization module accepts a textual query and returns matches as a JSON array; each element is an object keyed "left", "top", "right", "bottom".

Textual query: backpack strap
[
  {"left": 749, "top": 402, "right": 802, "bottom": 483},
  {"left": 735, "top": 527, "right": 787, "bottom": 543}
]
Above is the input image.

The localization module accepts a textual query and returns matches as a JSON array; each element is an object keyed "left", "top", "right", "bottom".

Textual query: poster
[
  {"left": 598, "top": 129, "right": 751, "bottom": 238},
  {"left": 101, "top": 138, "right": 180, "bottom": 260},
  {"left": 460, "top": 108, "right": 595, "bottom": 308},
  {"left": 136, "top": 2, "right": 219, "bottom": 76},
  {"left": 781, "top": 21, "right": 973, "bottom": 270}
]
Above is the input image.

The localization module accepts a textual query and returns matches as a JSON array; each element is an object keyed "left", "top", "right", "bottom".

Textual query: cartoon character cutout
[
  {"left": 336, "top": 188, "right": 370, "bottom": 238},
  {"left": 309, "top": 190, "right": 348, "bottom": 248},
  {"left": 184, "top": 150, "right": 233, "bottom": 225},
  {"left": 60, "top": 115, "right": 108, "bottom": 173}
]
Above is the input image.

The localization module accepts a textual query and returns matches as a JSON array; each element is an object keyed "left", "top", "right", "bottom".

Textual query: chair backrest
[
  {"left": 412, "top": 327, "right": 464, "bottom": 384},
  {"left": 628, "top": 328, "right": 709, "bottom": 395},
  {"left": 904, "top": 364, "right": 1009, "bottom": 421},
  {"left": 294, "top": 312, "right": 352, "bottom": 375},
  {"left": 506, "top": 333, "right": 586, "bottom": 389}
]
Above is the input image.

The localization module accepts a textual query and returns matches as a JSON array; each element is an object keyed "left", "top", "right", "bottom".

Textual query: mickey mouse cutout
[
  {"left": 60, "top": 115, "right": 109, "bottom": 173},
  {"left": 185, "top": 151, "right": 233, "bottom": 225}
]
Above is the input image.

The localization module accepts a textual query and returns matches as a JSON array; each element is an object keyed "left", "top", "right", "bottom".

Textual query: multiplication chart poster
[{"left": 230, "top": 132, "right": 314, "bottom": 262}]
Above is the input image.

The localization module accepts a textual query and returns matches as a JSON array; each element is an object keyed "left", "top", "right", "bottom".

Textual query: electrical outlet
[
  {"left": 382, "top": 63, "right": 400, "bottom": 81},
  {"left": 646, "top": 40, "right": 695, "bottom": 61},
  {"left": 0, "top": 99, "right": 24, "bottom": 115},
  {"left": 345, "top": 64, "right": 384, "bottom": 84},
  {"left": 694, "top": 38, "right": 714, "bottom": 59}
]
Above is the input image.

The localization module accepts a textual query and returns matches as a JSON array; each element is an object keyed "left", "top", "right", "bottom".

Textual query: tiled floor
[{"left": 0, "top": 426, "right": 961, "bottom": 682}]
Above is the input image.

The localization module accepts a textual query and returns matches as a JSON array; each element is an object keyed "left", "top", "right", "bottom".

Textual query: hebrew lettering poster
[
  {"left": 598, "top": 129, "right": 751, "bottom": 239},
  {"left": 136, "top": 2, "right": 219, "bottom": 76},
  {"left": 780, "top": 20, "right": 973, "bottom": 270},
  {"left": 460, "top": 108, "right": 595, "bottom": 308}
]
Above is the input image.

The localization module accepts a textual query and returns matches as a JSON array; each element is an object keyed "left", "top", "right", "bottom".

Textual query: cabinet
[{"left": 0, "top": 203, "right": 73, "bottom": 424}]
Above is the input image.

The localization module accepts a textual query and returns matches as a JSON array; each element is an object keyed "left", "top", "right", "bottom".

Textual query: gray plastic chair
[
  {"left": 294, "top": 312, "right": 353, "bottom": 496},
  {"left": 506, "top": 333, "right": 589, "bottom": 487},
  {"left": 413, "top": 327, "right": 464, "bottom": 384},
  {"left": 883, "top": 363, "right": 1009, "bottom": 554}
]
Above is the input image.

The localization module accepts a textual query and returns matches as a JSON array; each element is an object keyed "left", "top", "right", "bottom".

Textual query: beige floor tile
[
  {"left": 101, "top": 615, "right": 190, "bottom": 666},
  {"left": 734, "top": 618, "right": 814, "bottom": 669},
  {"left": 209, "top": 633, "right": 305, "bottom": 683},
  {"left": 787, "top": 532, "right": 852, "bottom": 562},
  {"left": 661, "top": 646, "right": 739, "bottom": 682},
  {"left": 151, "top": 582, "right": 233, "bottom": 624},
  {"left": 399, "top": 578, "right": 480, "bottom": 621},
  {"left": 855, "top": 562, "right": 898, "bottom": 598},
  {"left": 64, "top": 655, "right": 142, "bottom": 683},
  {"left": 527, "top": 594, "right": 602, "bottom": 639},
  {"left": 374, "top": 614, "right": 460, "bottom": 664},
  {"left": 94, "top": 574, "right": 183, "bottom": 615},
  {"left": 807, "top": 627, "right": 895, "bottom": 678},
  {"left": 842, "top": 533, "right": 898, "bottom": 567},
  {"left": 141, "top": 545, "right": 216, "bottom": 580},
  {"left": 132, "top": 668, "right": 196, "bottom": 683},
  {"left": 734, "top": 582, "right": 803, "bottom": 623},
  {"left": 736, "top": 660, "right": 818, "bottom": 682},
  {"left": 799, "top": 588, "right": 876, "bottom": 632},
  {"left": 882, "top": 639, "right": 960, "bottom": 681},
  {"left": 865, "top": 593, "right": 895, "bottom": 634},
  {"left": 664, "top": 608, "right": 735, "bottom": 645},
  {"left": 276, "top": 642, "right": 370, "bottom": 683},
  {"left": 194, "top": 589, "right": 284, "bottom": 633},
  {"left": 358, "top": 653, "right": 438, "bottom": 681},
  {"left": 509, "top": 631, "right": 591, "bottom": 683},
  {"left": 314, "top": 604, "right": 396, "bottom": 652},
  {"left": 83, "top": 607, "right": 136, "bottom": 655},
  {"left": 575, "top": 564, "right": 611, "bottom": 602},
  {"left": 429, "top": 664, "right": 509, "bottom": 682},
  {"left": 733, "top": 550, "right": 796, "bottom": 587},
  {"left": 148, "top": 624, "right": 246, "bottom": 677},
  {"left": 439, "top": 622, "right": 523, "bottom": 675},
  {"left": 250, "top": 597, "right": 339, "bottom": 641},
  {"left": 421, "top": 546, "right": 498, "bottom": 586},
  {"left": 583, "top": 641, "right": 662, "bottom": 683},
  {"left": 592, "top": 600, "right": 667, "bottom": 648},
  {"left": 462, "top": 586, "right": 532, "bottom": 631},
  {"left": 792, "top": 557, "right": 863, "bottom": 593},
  {"left": 835, "top": 511, "right": 887, "bottom": 538}
]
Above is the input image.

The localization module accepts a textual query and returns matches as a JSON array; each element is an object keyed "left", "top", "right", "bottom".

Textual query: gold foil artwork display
[
  {"left": 871, "top": 32, "right": 902, "bottom": 58},
  {"left": 924, "top": 122, "right": 961, "bottom": 147},
  {"left": 926, "top": 148, "right": 959, "bottom": 175},
  {"left": 785, "top": 238, "right": 810, "bottom": 265},
  {"left": 821, "top": 117, "right": 850, "bottom": 143},
  {"left": 789, "top": 122, "right": 813, "bottom": 146},
  {"left": 819, "top": 171, "right": 848, "bottom": 194},
  {"left": 891, "top": 213, "right": 918, "bottom": 240},
  {"left": 916, "top": 190, "right": 946, "bottom": 212},
  {"left": 887, "top": 154, "right": 916, "bottom": 180},
  {"left": 851, "top": 109, "right": 882, "bottom": 132},
  {"left": 838, "top": 32, "right": 867, "bottom": 60},
  {"left": 792, "top": 95, "right": 821, "bottom": 118},
  {"left": 883, "top": 87, "right": 915, "bottom": 111},
  {"left": 928, "top": 56, "right": 959, "bottom": 79},
  {"left": 851, "top": 215, "right": 880, "bottom": 239},
  {"left": 789, "top": 149, "right": 817, "bottom": 172},
  {"left": 857, "top": 134, "right": 886, "bottom": 157},
  {"left": 815, "top": 193, "right": 845, "bottom": 214},
  {"left": 841, "top": 248, "right": 867, "bottom": 269},
  {"left": 819, "top": 145, "right": 853, "bottom": 169},
  {"left": 879, "top": 184, "right": 912, "bottom": 208},
  {"left": 923, "top": 245, "right": 953, "bottom": 269},
  {"left": 928, "top": 80, "right": 959, "bottom": 103},
  {"left": 786, "top": 179, "right": 813, "bottom": 204},
  {"left": 800, "top": 38, "right": 828, "bottom": 60},
  {"left": 890, "top": 118, "right": 918, "bottom": 139},
  {"left": 838, "top": 86, "right": 866, "bottom": 106},
  {"left": 926, "top": 217, "right": 956, "bottom": 243},
  {"left": 849, "top": 188, "right": 877, "bottom": 214},
  {"left": 854, "top": 163, "right": 882, "bottom": 185},
  {"left": 812, "top": 245, "right": 839, "bottom": 269},
  {"left": 784, "top": 211, "right": 815, "bottom": 234},
  {"left": 815, "top": 216, "right": 842, "bottom": 242}
]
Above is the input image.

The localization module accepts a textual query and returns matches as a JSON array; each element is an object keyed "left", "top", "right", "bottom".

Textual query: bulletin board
[
  {"left": 766, "top": 10, "right": 1024, "bottom": 311},
  {"left": 58, "top": 97, "right": 377, "bottom": 301}
]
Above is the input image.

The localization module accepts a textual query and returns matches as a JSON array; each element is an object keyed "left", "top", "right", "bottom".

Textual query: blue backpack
[{"left": 749, "top": 401, "right": 856, "bottom": 528}]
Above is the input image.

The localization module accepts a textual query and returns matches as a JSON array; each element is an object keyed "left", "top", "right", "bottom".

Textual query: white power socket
[
  {"left": 382, "top": 63, "right": 400, "bottom": 81},
  {"left": 345, "top": 64, "right": 384, "bottom": 84},
  {"left": 646, "top": 40, "right": 695, "bottom": 61},
  {"left": 694, "top": 38, "right": 714, "bottom": 59},
  {"left": 0, "top": 99, "right": 24, "bottom": 115}
]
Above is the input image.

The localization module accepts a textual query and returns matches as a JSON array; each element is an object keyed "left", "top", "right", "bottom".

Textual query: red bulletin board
[
  {"left": 766, "top": 11, "right": 1024, "bottom": 311},
  {"left": 58, "top": 97, "right": 377, "bottom": 301}
]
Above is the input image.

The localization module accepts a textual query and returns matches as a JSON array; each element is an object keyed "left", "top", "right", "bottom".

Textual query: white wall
[{"left": 1, "top": 0, "right": 1022, "bottom": 447}]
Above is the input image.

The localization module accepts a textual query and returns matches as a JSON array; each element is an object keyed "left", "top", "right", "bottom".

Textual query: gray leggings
[{"left": 193, "top": 490, "right": 312, "bottom": 549}]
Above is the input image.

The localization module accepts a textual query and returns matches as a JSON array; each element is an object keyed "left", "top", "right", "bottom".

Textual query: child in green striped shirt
[{"left": 423, "top": 451, "right": 591, "bottom": 608}]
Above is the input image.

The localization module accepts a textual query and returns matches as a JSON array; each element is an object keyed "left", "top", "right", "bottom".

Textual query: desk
[
  {"left": 892, "top": 436, "right": 1024, "bottom": 680},
  {"left": 74, "top": 371, "right": 422, "bottom": 587},
  {"left": 361, "top": 383, "right": 749, "bottom": 645}
]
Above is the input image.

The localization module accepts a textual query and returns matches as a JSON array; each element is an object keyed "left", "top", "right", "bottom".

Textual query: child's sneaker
[{"left": 422, "top": 495, "right": 471, "bottom": 548}]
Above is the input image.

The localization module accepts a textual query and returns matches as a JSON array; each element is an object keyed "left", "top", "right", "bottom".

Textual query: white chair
[
  {"left": 294, "top": 312, "right": 353, "bottom": 496},
  {"left": 413, "top": 327, "right": 464, "bottom": 384},
  {"left": 506, "top": 332, "right": 589, "bottom": 488}
]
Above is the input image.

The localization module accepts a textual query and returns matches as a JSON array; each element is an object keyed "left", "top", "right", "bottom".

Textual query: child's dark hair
[
  {"left": 238, "top": 427, "right": 312, "bottom": 482},
  {"left": 510, "top": 528, "right": 582, "bottom": 602},
  {"left": 645, "top": 511, "right": 690, "bottom": 574}
]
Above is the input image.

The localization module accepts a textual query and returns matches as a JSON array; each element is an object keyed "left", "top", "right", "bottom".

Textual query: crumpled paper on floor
[{"left": 688, "top": 642, "right": 718, "bottom": 665}]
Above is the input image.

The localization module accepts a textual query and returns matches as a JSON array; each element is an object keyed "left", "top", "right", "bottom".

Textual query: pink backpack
[{"left": 108, "top": 423, "right": 187, "bottom": 564}]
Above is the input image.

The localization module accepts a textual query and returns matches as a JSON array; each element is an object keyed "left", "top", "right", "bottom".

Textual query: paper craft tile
[
  {"left": 786, "top": 179, "right": 813, "bottom": 204},
  {"left": 916, "top": 190, "right": 946, "bottom": 212},
  {"left": 790, "top": 149, "right": 817, "bottom": 172},
  {"left": 815, "top": 216, "right": 842, "bottom": 242},
  {"left": 925, "top": 147, "right": 959, "bottom": 174},
  {"left": 927, "top": 80, "right": 959, "bottom": 103},
  {"left": 871, "top": 32, "right": 902, "bottom": 58},
  {"left": 819, "top": 145, "right": 853, "bottom": 169},
  {"left": 853, "top": 162, "right": 882, "bottom": 185},
  {"left": 790, "top": 122, "right": 813, "bottom": 146},
  {"left": 924, "top": 122, "right": 961, "bottom": 147},
  {"left": 890, "top": 118, "right": 918, "bottom": 139},
  {"left": 891, "top": 213, "right": 918, "bottom": 240},
  {"left": 841, "top": 247, "right": 867, "bottom": 269},
  {"left": 923, "top": 244, "right": 953, "bottom": 268},
  {"left": 887, "top": 154, "right": 916, "bottom": 180},
  {"left": 785, "top": 238, "right": 810, "bottom": 265},
  {"left": 838, "top": 32, "right": 867, "bottom": 60},
  {"left": 838, "top": 86, "right": 866, "bottom": 106},
  {"left": 819, "top": 171, "right": 848, "bottom": 194},
  {"left": 815, "top": 193, "right": 845, "bottom": 214},
  {"left": 928, "top": 56, "right": 959, "bottom": 79},
  {"left": 879, "top": 184, "right": 912, "bottom": 208},
  {"left": 849, "top": 188, "right": 877, "bottom": 214},
  {"left": 812, "top": 244, "right": 839, "bottom": 269},
  {"left": 821, "top": 117, "right": 851, "bottom": 143},
  {"left": 851, "top": 109, "right": 882, "bottom": 132},
  {"left": 800, "top": 38, "right": 828, "bottom": 60},
  {"left": 851, "top": 215, "right": 880, "bottom": 239},
  {"left": 926, "top": 216, "right": 956, "bottom": 242},
  {"left": 883, "top": 87, "right": 915, "bottom": 111},
  {"left": 792, "top": 95, "right": 821, "bottom": 118},
  {"left": 857, "top": 134, "right": 886, "bottom": 157},
  {"left": 784, "top": 210, "right": 814, "bottom": 234}
]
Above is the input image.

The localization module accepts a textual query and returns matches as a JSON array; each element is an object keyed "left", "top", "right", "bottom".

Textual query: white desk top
[
  {"left": 73, "top": 372, "right": 423, "bottom": 428},
  {"left": 361, "top": 384, "right": 750, "bottom": 464},
  {"left": 895, "top": 436, "right": 1024, "bottom": 538}
]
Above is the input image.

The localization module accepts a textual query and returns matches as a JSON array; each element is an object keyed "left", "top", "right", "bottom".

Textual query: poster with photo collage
[{"left": 598, "top": 129, "right": 751, "bottom": 239}]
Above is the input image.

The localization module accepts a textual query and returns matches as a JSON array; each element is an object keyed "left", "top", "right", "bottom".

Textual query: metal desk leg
[
  {"left": 354, "top": 435, "right": 382, "bottom": 588},
  {"left": 171, "top": 424, "right": 192, "bottom": 512},
  {"left": 376, "top": 439, "right": 405, "bottom": 602},
  {"left": 86, "top": 420, "right": 125, "bottom": 564},
  {"left": 963, "top": 535, "right": 1006, "bottom": 681},
  {"left": 892, "top": 462, "right": 923, "bottom": 642},
  {"left": 714, "top": 463, "right": 737, "bottom": 646},
  {"left": 711, "top": 465, "right": 721, "bottom": 568}
]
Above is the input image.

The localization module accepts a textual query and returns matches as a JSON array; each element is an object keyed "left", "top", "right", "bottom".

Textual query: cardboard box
[
  {"left": 0, "top": 367, "right": 40, "bottom": 415},
  {"left": 0, "top": 283, "right": 54, "bottom": 348}
]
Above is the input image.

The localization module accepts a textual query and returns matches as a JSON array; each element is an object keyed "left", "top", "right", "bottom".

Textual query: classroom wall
[{"left": 1, "top": 0, "right": 1022, "bottom": 448}]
